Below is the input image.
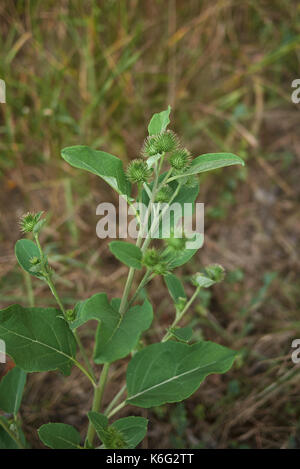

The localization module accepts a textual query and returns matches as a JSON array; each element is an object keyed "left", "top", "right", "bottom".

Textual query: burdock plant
[{"left": 0, "top": 106, "right": 244, "bottom": 449}]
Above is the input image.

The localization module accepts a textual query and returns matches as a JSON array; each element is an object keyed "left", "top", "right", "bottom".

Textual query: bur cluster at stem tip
[
  {"left": 169, "top": 148, "right": 191, "bottom": 172},
  {"left": 19, "top": 211, "right": 43, "bottom": 233},
  {"left": 141, "top": 130, "right": 179, "bottom": 157},
  {"left": 126, "top": 159, "right": 152, "bottom": 184},
  {"left": 142, "top": 248, "right": 161, "bottom": 268}
]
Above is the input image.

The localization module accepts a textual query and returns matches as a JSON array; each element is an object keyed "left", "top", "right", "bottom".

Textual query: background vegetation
[{"left": 0, "top": 0, "right": 299, "bottom": 449}]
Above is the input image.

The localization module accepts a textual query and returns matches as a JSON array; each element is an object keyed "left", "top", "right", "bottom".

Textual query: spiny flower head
[
  {"left": 155, "top": 185, "right": 172, "bottom": 203},
  {"left": 141, "top": 135, "right": 160, "bottom": 157},
  {"left": 205, "top": 264, "right": 225, "bottom": 282},
  {"left": 29, "top": 256, "right": 40, "bottom": 265},
  {"left": 142, "top": 248, "right": 161, "bottom": 268},
  {"left": 126, "top": 159, "right": 151, "bottom": 184},
  {"left": 105, "top": 427, "right": 127, "bottom": 449},
  {"left": 66, "top": 309, "right": 76, "bottom": 322},
  {"left": 152, "top": 262, "right": 169, "bottom": 276},
  {"left": 19, "top": 211, "right": 43, "bottom": 233},
  {"left": 169, "top": 148, "right": 191, "bottom": 172},
  {"left": 152, "top": 130, "right": 179, "bottom": 154}
]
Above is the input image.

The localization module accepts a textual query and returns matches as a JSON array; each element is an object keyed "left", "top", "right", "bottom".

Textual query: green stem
[
  {"left": 162, "top": 285, "right": 201, "bottom": 342},
  {"left": 86, "top": 363, "right": 110, "bottom": 446},
  {"left": 104, "top": 384, "right": 126, "bottom": 416},
  {"left": 0, "top": 418, "right": 25, "bottom": 449},
  {"left": 23, "top": 271, "right": 34, "bottom": 307},
  {"left": 119, "top": 164, "right": 161, "bottom": 316},
  {"left": 73, "top": 359, "right": 96, "bottom": 388},
  {"left": 128, "top": 270, "right": 154, "bottom": 308},
  {"left": 118, "top": 267, "right": 136, "bottom": 316},
  {"left": 74, "top": 330, "right": 95, "bottom": 381},
  {"left": 46, "top": 274, "right": 66, "bottom": 316},
  {"left": 141, "top": 181, "right": 182, "bottom": 253},
  {"left": 107, "top": 400, "right": 126, "bottom": 419}
]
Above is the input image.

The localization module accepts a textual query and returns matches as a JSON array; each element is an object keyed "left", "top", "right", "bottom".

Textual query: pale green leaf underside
[
  {"left": 0, "top": 305, "right": 77, "bottom": 375},
  {"left": 0, "top": 366, "right": 26, "bottom": 414},
  {"left": 148, "top": 106, "right": 171, "bottom": 135},
  {"left": 61, "top": 145, "right": 131, "bottom": 197},
  {"left": 173, "top": 153, "right": 244, "bottom": 180},
  {"left": 193, "top": 273, "right": 216, "bottom": 288},
  {"left": 38, "top": 423, "right": 81, "bottom": 449},
  {"left": 126, "top": 341, "right": 237, "bottom": 407},
  {"left": 15, "top": 239, "right": 43, "bottom": 279}
]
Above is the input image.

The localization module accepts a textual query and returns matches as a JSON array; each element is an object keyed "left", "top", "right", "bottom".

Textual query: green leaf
[
  {"left": 126, "top": 341, "right": 237, "bottom": 408},
  {"left": 71, "top": 294, "right": 153, "bottom": 363},
  {"left": 0, "top": 424, "right": 18, "bottom": 449},
  {"left": 165, "top": 246, "right": 200, "bottom": 269},
  {"left": 38, "top": 423, "right": 81, "bottom": 449},
  {"left": 169, "top": 326, "right": 193, "bottom": 343},
  {"left": 61, "top": 145, "right": 131, "bottom": 197},
  {"left": 111, "top": 417, "right": 148, "bottom": 449},
  {"left": 0, "top": 416, "right": 27, "bottom": 449},
  {"left": 193, "top": 265, "right": 225, "bottom": 288},
  {"left": 15, "top": 239, "right": 43, "bottom": 279},
  {"left": 148, "top": 106, "right": 171, "bottom": 135},
  {"left": 87, "top": 412, "right": 108, "bottom": 444},
  {"left": 164, "top": 273, "right": 186, "bottom": 303},
  {"left": 0, "top": 367, "right": 26, "bottom": 414},
  {"left": 172, "top": 153, "right": 244, "bottom": 180},
  {"left": 0, "top": 305, "right": 77, "bottom": 375},
  {"left": 109, "top": 241, "right": 142, "bottom": 269},
  {"left": 193, "top": 274, "right": 215, "bottom": 288},
  {"left": 88, "top": 412, "right": 148, "bottom": 449}
]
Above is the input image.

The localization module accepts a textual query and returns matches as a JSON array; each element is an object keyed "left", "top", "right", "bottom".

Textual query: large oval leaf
[
  {"left": 126, "top": 340, "right": 237, "bottom": 408},
  {"left": 172, "top": 153, "right": 244, "bottom": 180},
  {"left": 0, "top": 305, "right": 77, "bottom": 375},
  {"left": 0, "top": 366, "right": 26, "bottom": 414},
  {"left": 38, "top": 423, "right": 81, "bottom": 449},
  {"left": 61, "top": 145, "right": 131, "bottom": 197}
]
